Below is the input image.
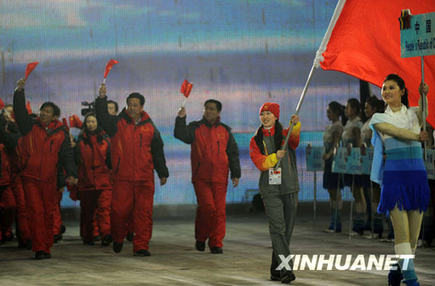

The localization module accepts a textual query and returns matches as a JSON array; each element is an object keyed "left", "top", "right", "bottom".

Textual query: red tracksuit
[
  {"left": 96, "top": 97, "right": 169, "bottom": 252},
  {"left": 174, "top": 117, "right": 241, "bottom": 248},
  {"left": 0, "top": 144, "right": 16, "bottom": 242},
  {"left": 13, "top": 88, "right": 76, "bottom": 254},
  {"left": 75, "top": 129, "right": 112, "bottom": 243}
]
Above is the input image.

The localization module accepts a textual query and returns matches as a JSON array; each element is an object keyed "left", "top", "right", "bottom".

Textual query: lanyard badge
[{"left": 269, "top": 167, "right": 282, "bottom": 185}]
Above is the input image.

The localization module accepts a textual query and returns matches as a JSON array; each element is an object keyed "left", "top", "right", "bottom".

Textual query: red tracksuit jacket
[
  {"left": 95, "top": 97, "right": 169, "bottom": 182},
  {"left": 75, "top": 129, "right": 112, "bottom": 191},
  {"left": 13, "top": 89, "right": 76, "bottom": 181},
  {"left": 174, "top": 116, "right": 241, "bottom": 183}
]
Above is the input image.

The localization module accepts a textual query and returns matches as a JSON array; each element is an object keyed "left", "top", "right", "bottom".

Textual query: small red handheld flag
[
  {"left": 26, "top": 101, "right": 32, "bottom": 114},
  {"left": 180, "top": 80, "right": 193, "bottom": 98},
  {"left": 24, "top": 62, "right": 39, "bottom": 80},
  {"left": 0, "top": 98, "right": 4, "bottom": 110},
  {"left": 69, "top": 114, "right": 83, "bottom": 129},
  {"left": 103, "top": 59, "right": 119, "bottom": 80}
]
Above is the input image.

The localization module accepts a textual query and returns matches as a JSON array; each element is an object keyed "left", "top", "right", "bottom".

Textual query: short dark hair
[
  {"left": 204, "top": 99, "right": 222, "bottom": 112},
  {"left": 126, "top": 92, "right": 145, "bottom": 106},
  {"left": 40, "top": 101, "right": 60, "bottom": 117},
  {"left": 107, "top": 100, "right": 119, "bottom": 112},
  {"left": 384, "top": 74, "right": 408, "bottom": 107}
]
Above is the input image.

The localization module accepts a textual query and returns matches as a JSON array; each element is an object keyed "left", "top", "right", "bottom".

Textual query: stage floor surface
[{"left": 1, "top": 205, "right": 435, "bottom": 285}]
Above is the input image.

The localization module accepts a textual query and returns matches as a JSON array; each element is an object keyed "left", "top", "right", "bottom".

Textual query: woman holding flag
[
  {"left": 370, "top": 74, "right": 430, "bottom": 286},
  {"left": 249, "top": 102, "right": 300, "bottom": 284}
]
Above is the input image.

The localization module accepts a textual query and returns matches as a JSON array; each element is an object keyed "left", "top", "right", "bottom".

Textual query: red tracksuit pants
[
  {"left": 12, "top": 176, "right": 31, "bottom": 242},
  {"left": 0, "top": 185, "right": 16, "bottom": 241},
  {"left": 53, "top": 190, "right": 63, "bottom": 236},
  {"left": 80, "top": 189, "right": 112, "bottom": 243},
  {"left": 111, "top": 180, "right": 154, "bottom": 252},
  {"left": 22, "top": 178, "right": 57, "bottom": 253},
  {"left": 193, "top": 181, "right": 228, "bottom": 248}
]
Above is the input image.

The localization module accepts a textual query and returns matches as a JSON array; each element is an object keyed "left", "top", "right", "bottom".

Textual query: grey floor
[{"left": 1, "top": 203, "right": 434, "bottom": 286}]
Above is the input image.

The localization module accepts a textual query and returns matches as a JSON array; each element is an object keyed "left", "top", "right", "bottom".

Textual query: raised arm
[
  {"left": 174, "top": 107, "right": 195, "bottom": 144},
  {"left": 13, "top": 78, "right": 33, "bottom": 136},
  {"left": 95, "top": 83, "right": 118, "bottom": 137}
]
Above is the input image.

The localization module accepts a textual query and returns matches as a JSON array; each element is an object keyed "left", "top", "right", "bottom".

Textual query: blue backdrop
[{"left": 0, "top": 0, "right": 372, "bottom": 206}]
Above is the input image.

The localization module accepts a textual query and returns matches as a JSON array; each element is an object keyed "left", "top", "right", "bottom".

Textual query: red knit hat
[{"left": 259, "top": 102, "right": 280, "bottom": 119}]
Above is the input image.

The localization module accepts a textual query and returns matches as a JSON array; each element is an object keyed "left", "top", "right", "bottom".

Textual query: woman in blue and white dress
[{"left": 370, "top": 74, "right": 430, "bottom": 286}]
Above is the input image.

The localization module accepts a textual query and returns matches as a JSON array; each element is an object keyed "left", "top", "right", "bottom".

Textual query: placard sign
[
  {"left": 345, "top": 147, "right": 362, "bottom": 175},
  {"left": 332, "top": 147, "right": 347, "bottom": 173},
  {"left": 400, "top": 12, "right": 435, "bottom": 58},
  {"left": 305, "top": 146, "right": 324, "bottom": 171},
  {"left": 361, "top": 147, "right": 374, "bottom": 175}
]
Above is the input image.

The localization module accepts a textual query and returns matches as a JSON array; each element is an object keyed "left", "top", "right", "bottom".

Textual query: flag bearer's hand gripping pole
[{"left": 275, "top": 64, "right": 316, "bottom": 169}]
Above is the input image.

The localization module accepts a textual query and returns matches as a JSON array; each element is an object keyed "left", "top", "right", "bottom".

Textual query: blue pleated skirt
[{"left": 378, "top": 146, "right": 430, "bottom": 214}]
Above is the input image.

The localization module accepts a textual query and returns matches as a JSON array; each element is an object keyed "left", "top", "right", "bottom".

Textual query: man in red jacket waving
[
  {"left": 13, "top": 78, "right": 77, "bottom": 259},
  {"left": 174, "top": 100, "right": 241, "bottom": 254},
  {"left": 96, "top": 84, "right": 169, "bottom": 256}
]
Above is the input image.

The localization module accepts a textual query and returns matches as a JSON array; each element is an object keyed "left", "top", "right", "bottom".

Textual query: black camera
[{"left": 81, "top": 101, "right": 95, "bottom": 116}]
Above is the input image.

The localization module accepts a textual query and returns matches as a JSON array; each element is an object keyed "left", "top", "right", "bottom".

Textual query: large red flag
[
  {"left": 180, "top": 80, "right": 193, "bottom": 98},
  {"left": 104, "top": 59, "right": 119, "bottom": 79},
  {"left": 318, "top": 0, "right": 435, "bottom": 126},
  {"left": 24, "top": 62, "right": 39, "bottom": 80}
]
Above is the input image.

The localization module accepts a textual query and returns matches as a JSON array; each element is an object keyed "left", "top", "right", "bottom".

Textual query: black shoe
[
  {"left": 280, "top": 270, "right": 296, "bottom": 284},
  {"left": 270, "top": 272, "right": 281, "bottom": 281},
  {"left": 210, "top": 247, "right": 223, "bottom": 254},
  {"left": 126, "top": 232, "right": 134, "bottom": 242},
  {"left": 195, "top": 241, "right": 205, "bottom": 252},
  {"left": 134, "top": 249, "right": 151, "bottom": 256},
  {"left": 101, "top": 235, "right": 112, "bottom": 246},
  {"left": 34, "top": 251, "right": 51, "bottom": 260},
  {"left": 94, "top": 235, "right": 101, "bottom": 242},
  {"left": 83, "top": 240, "right": 95, "bottom": 246},
  {"left": 60, "top": 224, "right": 66, "bottom": 234},
  {"left": 43, "top": 252, "right": 52, "bottom": 259},
  {"left": 388, "top": 263, "right": 402, "bottom": 286},
  {"left": 113, "top": 241, "right": 123, "bottom": 253},
  {"left": 34, "top": 251, "right": 45, "bottom": 260},
  {"left": 53, "top": 234, "right": 63, "bottom": 243},
  {"left": 270, "top": 252, "right": 281, "bottom": 281}
]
